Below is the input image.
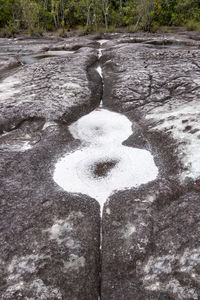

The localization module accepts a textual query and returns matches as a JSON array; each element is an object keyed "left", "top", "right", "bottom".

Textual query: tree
[{"left": 20, "top": 0, "right": 40, "bottom": 33}]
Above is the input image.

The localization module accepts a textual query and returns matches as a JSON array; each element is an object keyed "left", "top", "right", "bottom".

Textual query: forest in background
[{"left": 1, "top": 0, "right": 200, "bottom": 36}]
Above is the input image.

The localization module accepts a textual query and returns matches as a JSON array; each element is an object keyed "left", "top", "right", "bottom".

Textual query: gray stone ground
[
  {"left": 0, "top": 32, "right": 200, "bottom": 299},
  {"left": 101, "top": 33, "right": 200, "bottom": 299},
  {"left": 0, "top": 36, "right": 101, "bottom": 300}
]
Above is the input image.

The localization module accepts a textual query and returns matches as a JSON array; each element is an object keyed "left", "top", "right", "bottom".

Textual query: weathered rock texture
[
  {"left": 0, "top": 56, "right": 20, "bottom": 77},
  {"left": 102, "top": 35, "right": 200, "bottom": 178},
  {"left": 0, "top": 45, "right": 102, "bottom": 133},
  {"left": 1, "top": 32, "right": 200, "bottom": 300},
  {"left": 0, "top": 117, "right": 100, "bottom": 300},
  {"left": 100, "top": 33, "right": 200, "bottom": 299},
  {"left": 102, "top": 186, "right": 200, "bottom": 299},
  {"left": 0, "top": 36, "right": 101, "bottom": 299}
]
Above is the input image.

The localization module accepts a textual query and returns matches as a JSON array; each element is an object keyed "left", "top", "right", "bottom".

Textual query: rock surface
[
  {"left": 100, "top": 33, "right": 200, "bottom": 299},
  {"left": 0, "top": 46, "right": 102, "bottom": 133},
  {"left": 0, "top": 32, "right": 200, "bottom": 300},
  {"left": 0, "top": 36, "right": 101, "bottom": 299},
  {"left": 0, "top": 119, "right": 100, "bottom": 300}
]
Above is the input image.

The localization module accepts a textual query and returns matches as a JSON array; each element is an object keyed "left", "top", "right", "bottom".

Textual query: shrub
[
  {"left": 185, "top": 20, "right": 200, "bottom": 31},
  {"left": 0, "top": 20, "right": 20, "bottom": 37}
]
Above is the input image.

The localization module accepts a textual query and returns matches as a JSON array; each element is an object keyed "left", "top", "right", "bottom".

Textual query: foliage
[
  {"left": 1, "top": 0, "right": 200, "bottom": 34},
  {"left": 185, "top": 20, "right": 200, "bottom": 31},
  {"left": 20, "top": 0, "right": 40, "bottom": 34},
  {"left": 0, "top": 21, "right": 20, "bottom": 37}
]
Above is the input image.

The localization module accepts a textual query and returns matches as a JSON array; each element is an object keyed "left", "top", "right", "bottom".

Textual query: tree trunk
[{"left": 102, "top": 0, "right": 108, "bottom": 31}]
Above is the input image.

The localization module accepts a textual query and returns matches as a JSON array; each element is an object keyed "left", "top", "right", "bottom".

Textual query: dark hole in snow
[{"left": 91, "top": 160, "right": 118, "bottom": 178}]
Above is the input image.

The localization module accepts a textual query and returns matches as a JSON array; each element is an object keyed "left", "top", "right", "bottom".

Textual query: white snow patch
[
  {"left": 53, "top": 109, "right": 158, "bottom": 212},
  {"left": 69, "top": 109, "right": 131, "bottom": 145},
  {"left": 97, "top": 39, "right": 109, "bottom": 45},
  {"left": 96, "top": 65, "right": 103, "bottom": 78},
  {"left": 98, "top": 48, "right": 103, "bottom": 58},
  {"left": 96, "top": 64, "right": 104, "bottom": 107},
  {"left": 42, "top": 121, "right": 58, "bottom": 130}
]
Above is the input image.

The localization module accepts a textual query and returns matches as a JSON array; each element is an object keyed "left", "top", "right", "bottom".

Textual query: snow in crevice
[
  {"left": 53, "top": 109, "right": 158, "bottom": 213},
  {"left": 96, "top": 64, "right": 103, "bottom": 107},
  {"left": 53, "top": 42, "right": 158, "bottom": 213},
  {"left": 97, "top": 40, "right": 109, "bottom": 59},
  {"left": 42, "top": 121, "right": 58, "bottom": 130},
  {"left": 96, "top": 66, "right": 103, "bottom": 78},
  {"left": 96, "top": 46, "right": 104, "bottom": 107},
  {"left": 97, "top": 40, "right": 109, "bottom": 45}
]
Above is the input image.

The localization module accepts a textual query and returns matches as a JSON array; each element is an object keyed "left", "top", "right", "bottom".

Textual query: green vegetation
[{"left": 1, "top": 0, "right": 200, "bottom": 36}]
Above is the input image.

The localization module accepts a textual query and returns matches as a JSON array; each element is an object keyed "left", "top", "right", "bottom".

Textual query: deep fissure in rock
[{"left": 52, "top": 41, "right": 158, "bottom": 300}]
